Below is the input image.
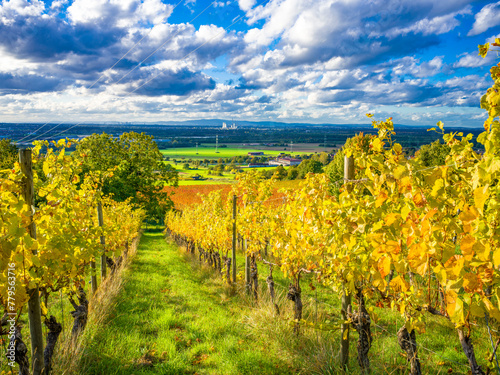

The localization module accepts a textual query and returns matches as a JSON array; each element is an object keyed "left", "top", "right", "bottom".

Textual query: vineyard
[
  {"left": 3, "top": 41, "right": 500, "bottom": 375},
  {"left": 163, "top": 44, "right": 500, "bottom": 375},
  {"left": 0, "top": 140, "right": 144, "bottom": 374}
]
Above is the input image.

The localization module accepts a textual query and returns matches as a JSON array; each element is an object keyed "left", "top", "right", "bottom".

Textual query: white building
[
  {"left": 222, "top": 122, "right": 237, "bottom": 130},
  {"left": 268, "top": 157, "right": 302, "bottom": 166}
]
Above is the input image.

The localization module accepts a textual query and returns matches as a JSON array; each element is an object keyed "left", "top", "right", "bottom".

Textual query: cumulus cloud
[
  {"left": 67, "top": 0, "right": 173, "bottom": 28},
  {"left": 232, "top": 0, "right": 473, "bottom": 74},
  {"left": 0, "top": 0, "right": 495, "bottom": 125},
  {"left": 0, "top": 72, "right": 65, "bottom": 94},
  {"left": 0, "top": 0, "right": 45, "bottom": 24},
  {"left": 383, "top": 8, "right": 471, "bottom": 38},
  {"left": 454, "top": 53, "right": 494, "bottom": 68},
  {"left": 468, "top": 1, "right": 500, "bottom": 36},
  {"left": 238, "top": 0, "right": 256, "bottom": 12},
  {"left": 132, "top": 68, "right": 216, "bottom": 96}
]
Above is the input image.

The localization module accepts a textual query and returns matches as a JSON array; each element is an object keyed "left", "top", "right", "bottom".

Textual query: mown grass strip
[{"left": 76, "top": 232, "right": 295, "bottom": 375}]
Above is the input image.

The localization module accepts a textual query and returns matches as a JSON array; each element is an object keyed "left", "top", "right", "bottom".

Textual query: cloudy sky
[{"left": 1, "top": 0, "right": 500, "bottom": 127}]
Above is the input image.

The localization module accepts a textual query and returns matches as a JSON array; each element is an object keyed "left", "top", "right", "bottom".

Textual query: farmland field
[
  {"left": 160, "top": 144, "right": 329, "bottom": 160},
  {"left": 170, "top": 164, "right": 293, "bottom": 186},
  {"left": 164, "top": 180, "right": 298, "bottom": 209}
]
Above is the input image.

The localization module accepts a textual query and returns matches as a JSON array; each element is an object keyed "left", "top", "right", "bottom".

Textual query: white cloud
[
  {"left": 238, "top": 0, "right": 256, "bottom": 12},
  {"left": 383, "top": 8, "right": 470, "bottom": 38},
  {"left": 0, "top": 0, "right": 495, "bottom": 126},
  {"left": 0, "top": 47, "right": 40, "bottom": 73},
  {"left": 468, "top": 1, "right": 500, "bottom": 36},
  {"left": 402, "top": 56, "right": 444, "bottom": 78},
  {"left": 454, "top": 53, "right": 493, "bottom": 68},
  {"left": 67, "top": 0, "right": 173, "bottom": 28},
  {"left": 50, "top": 0, "right": 68, "bottom": 10},
  {"left": 0, "top": 0, "right": 45, "bottom": 25}
]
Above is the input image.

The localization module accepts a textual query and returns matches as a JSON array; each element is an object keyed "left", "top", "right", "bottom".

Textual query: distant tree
[
  {"left": 287, "top": 166, "right": 299, "bottom": 180},
  {"left": 182, "top": 163, "right": 190, "bottom": 170},
  {"left": 317, "top": 152, "right": 331, "bottom": 165},
  {"left": 218, "top": 158, "right": 224, "bottom": 164},
  {"left": 0, "top": 139, "right": 18, "bottom": 169},
  {"left": 298, "top": 159, "right": 323, "bottom": 178},
  {"left": 273, "top": 165, "right": 287, "bottom": 180},
  {"left": 75, "top": 132, "right": 178, "bottom": 222},
  {"left": 415, "top": 140, "right": 450, "bottom": 167}
]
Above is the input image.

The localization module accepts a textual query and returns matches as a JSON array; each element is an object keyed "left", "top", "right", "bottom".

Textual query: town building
[
  {"left": 247, "top": 162, "right": 268, "bottom": 168},
  {"left": 268, "top": 157, "right": 302, "bottom": 166}
]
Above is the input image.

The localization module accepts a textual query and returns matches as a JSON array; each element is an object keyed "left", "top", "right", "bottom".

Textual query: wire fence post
[
  {"left": 242, "top": 201, "right": 251, "bottom": 293},
  {"left": 232, "top": 195, "right": 237, "bottom": 283},
  {"left": 90, "top": 257, "right": 97, "bottom": 293},
  {"left": 97, "top": 201, "right": 106, "bottom": 280},
  {"left": 244, "top": 238, "right": 251, "bottom": 293},
  {"left": 340, "top": 154, "right": 354, "bottom": 371},
  {"left": 19, "top": 149, "right": 44, "bottom": 375}
]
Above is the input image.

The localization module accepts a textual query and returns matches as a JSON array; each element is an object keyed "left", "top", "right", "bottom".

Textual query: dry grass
[
  {"left": 236, "top": 280, "right": 342, "bottom": 374},
  {"left": 50, "top": 235, "right": 141, "bottom": 375}
]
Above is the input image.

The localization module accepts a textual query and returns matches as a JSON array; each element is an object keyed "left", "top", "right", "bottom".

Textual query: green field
[
  {"left": 161, "top": 146, "right": 309, "bottom": 160},
  {"left": 167, "top": 158, "right": 291, "bottom": 186}
]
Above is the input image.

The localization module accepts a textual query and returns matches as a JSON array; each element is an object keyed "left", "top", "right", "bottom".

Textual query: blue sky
[{"left": 1, "top": 0, "right": 500, "bottom": 127}]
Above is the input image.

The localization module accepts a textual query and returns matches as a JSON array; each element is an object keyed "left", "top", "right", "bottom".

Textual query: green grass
[
  {"left": 170, "top": 165, "right": 237, "bottom": 185},
  {"left": 74, "top": 233, "right": 300, "bottom": 374},
  {"left": 170, "top": 164, "right": 289, "bottom": 186},
  {"left": 161, "top": 146, "right": 305, "bottom": 160},
  {"left": 41, "top": 232, "right": 491, "bottom": 375}
]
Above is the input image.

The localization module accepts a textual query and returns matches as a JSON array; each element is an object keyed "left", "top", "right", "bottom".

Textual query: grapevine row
[
  {"left": 1, "top": 139, "right": 145, "bottom": 374},
  {"left": 165, "top": 46, "right": 500, "bottom": 372}
]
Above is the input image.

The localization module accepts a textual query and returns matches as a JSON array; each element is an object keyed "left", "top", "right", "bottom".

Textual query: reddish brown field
[
  {"left": 164, "top": 180, "right": 300, "bottom": 210},
  {"left": 164, "top": 184, "right": 232, "bottom": 210}
]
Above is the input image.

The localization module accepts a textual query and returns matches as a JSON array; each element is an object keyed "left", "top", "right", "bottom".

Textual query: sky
[{"left": 1, "top": 0, "right": 500, "bottom": 128}]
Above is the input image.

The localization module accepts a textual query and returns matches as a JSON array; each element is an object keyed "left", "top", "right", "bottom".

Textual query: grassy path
[{"left": 78, "top": 232, "right": 294, "bottom": 375}]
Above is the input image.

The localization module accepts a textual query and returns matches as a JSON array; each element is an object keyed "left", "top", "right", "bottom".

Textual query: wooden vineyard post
[
  {"left": 244, "top": 238, "right": 251, "bottom": 293},
  {"left": 97, "top": 201, "right": 106, "bottom": 279},
  {"left": 340, "top": 155, "right": 354, "bottom": 371},
  {"left": 90, "top": 204, "right": 98, "bottom": 294},
  {"left": 232, "top": 195, "right": 237, "bottom": 283},
  {"left": 242, "top": 201, "right": 251, "bottom": 293},
  {"left": 19, "top": 149, "right": 44, "bottom": 375},
  {"left": 90, "top": 259, "right": 97, "bottom": 294}
]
